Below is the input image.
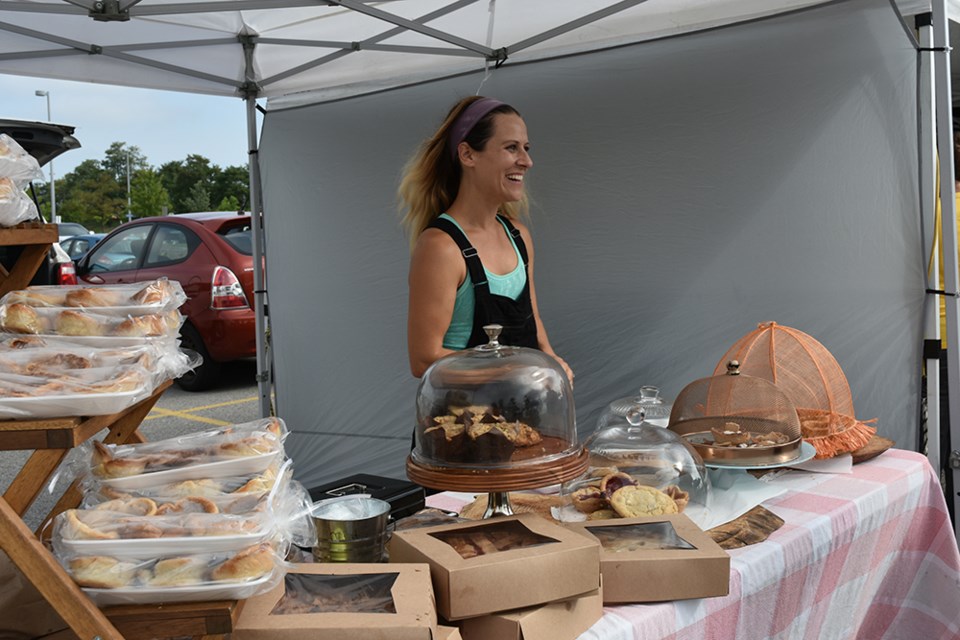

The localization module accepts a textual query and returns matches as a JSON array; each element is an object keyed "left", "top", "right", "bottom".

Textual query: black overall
[{"left": 428, "top": 214, "right": 539, "bottom": 349}]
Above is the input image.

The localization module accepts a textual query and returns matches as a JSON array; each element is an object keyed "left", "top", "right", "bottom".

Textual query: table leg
[
  {"left": 0, "top": 496, "right": 123, "bottom": 640},
  {"left": 3, "top": 449, "right": 69, "bottom": 516}
]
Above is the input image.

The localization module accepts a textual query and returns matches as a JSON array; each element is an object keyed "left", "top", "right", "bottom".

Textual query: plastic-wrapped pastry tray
[
  {"left": 84, "top": 572, "right": 275, "bottom": 605},
  {"left": 101, "top": 451, "right": 281, "bottom": 490},
  {"left": 60, "top": 529, "right": 275, "bottom": 560}
]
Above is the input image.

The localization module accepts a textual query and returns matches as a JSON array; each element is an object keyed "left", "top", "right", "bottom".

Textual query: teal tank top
[{"left": 440, "top": 214, "right": 527, "bottom": 350}]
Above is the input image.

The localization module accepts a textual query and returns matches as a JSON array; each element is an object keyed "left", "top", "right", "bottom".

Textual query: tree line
[{"left": 32, "top": 142, "right": 249, "bottom": 232}]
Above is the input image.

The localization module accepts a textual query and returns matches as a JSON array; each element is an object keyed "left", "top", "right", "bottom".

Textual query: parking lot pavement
[{"left": 0, "top": 361, "right": 260, "bottom": 531}]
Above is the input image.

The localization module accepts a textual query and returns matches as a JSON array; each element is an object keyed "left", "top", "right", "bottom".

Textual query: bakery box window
[
  {"left": 270, "top": 573, "right": 399, "bottom": 615},
  {"left": 408, "top": 325, "right": 587, "bottom": 492},
  {"left": 586, "top": 521, "right": 697, "bottom": 553},
  {"left": 430, "top": 520, "right": 559, "bottom": 560}
]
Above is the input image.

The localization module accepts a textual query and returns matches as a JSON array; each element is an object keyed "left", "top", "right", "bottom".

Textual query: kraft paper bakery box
[
  {"left": 436, "top": 624, "right": 463, "bottom": 640},
  {"left": 567, "top": 514, "right": 729, "bottom": 603},
  {"left": 233, "top": 563, "right": 437, "bottom": 640},
  {"left": 388, "top": 513, "right": 600, "bottom": 620},
  {"left": 457, "top": 582, "right": 602, "bottom": 640}
]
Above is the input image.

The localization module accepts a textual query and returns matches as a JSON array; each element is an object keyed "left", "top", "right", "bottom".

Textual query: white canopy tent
[{"left": 0, "top": 0, "right": 957, "bottom": 534}]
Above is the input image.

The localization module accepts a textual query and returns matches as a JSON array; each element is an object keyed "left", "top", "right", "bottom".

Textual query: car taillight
[
  {"left": 57, "top": 262, "right": 77, "bottom": 286},
  {"left": 211, "top": 265, "right": 249, "bottom": 309}
]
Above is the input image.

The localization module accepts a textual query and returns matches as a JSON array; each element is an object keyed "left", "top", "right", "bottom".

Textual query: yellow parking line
[
  {"left": 174, "top": 396, "right": 260, "bottom": 412},
  {"left": 146, "top": 407, "right": 231, "bottom": 427}
]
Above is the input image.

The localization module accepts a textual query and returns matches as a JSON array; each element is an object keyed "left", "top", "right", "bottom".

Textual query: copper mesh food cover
[
  {"left": 712, "top": 322, "right": 876, "bottom": 459},
  {"left": 668, "top": 362, "right": 802, "bottom": 464}
]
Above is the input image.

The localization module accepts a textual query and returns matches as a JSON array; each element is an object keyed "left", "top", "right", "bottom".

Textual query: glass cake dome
[
  {"left": 558, "top": 405, "right": 710, "bottom": 523},
  {"left": 406, "top": 325, "right": 587, "bottom": 492},
  {"left": 597, "top": 385, "right": 673, "bottom": 428}
]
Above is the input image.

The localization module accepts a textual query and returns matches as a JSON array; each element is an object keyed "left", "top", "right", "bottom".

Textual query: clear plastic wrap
[
  {"left": 0, "top": 177, "right": 39, "bottom": 227},
  {"left": 0, "top": 334, "right": 199, "bottom": 415},
  {"left": 0, "top": 364, "right": 156, "bottom": 419},
  {"left": 0, "top": 133, "right": 44, "bottom": 185},
  {"left": 0, "top": 304, "right": 183, "bottom": 338},
  {"left": 63, "top": 541, "right": 284, "bottom": 606},
  {"left": 1, "top": 279, "right": 187, "bottom": 314},
  {"left": 83, "top": 417, "right": 287, "bottom": 487},
  {"left": 79, "top": 459, "right": 318, "bottom": 551}
]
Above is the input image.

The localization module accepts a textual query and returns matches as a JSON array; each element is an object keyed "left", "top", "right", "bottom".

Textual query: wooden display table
[
  {"left": 0, "top": 381, "right": 217, "bottom": 640},
  {"left": 0, "top": 222, "right": 58, "bottom": 296}
]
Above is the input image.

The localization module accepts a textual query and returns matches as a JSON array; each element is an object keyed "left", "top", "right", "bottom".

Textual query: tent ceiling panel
[{"left": 0, "top": 0, "right": 885, "bottom": 101}]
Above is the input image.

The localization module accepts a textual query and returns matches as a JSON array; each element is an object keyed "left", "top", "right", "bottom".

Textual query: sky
[{"left": 0, "top": 73, "right": 256, "bottom": 177}]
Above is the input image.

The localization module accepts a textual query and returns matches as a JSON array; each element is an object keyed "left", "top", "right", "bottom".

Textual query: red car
[{"left": 75, "top": 212, "right": 256, "bottom": 391}]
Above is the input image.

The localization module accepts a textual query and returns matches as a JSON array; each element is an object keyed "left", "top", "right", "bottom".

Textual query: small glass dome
[
  {"left": 557, "top": 407, "right": 710, "bottom": 524},
  {"left": 407, "top": 325, "right": 587, "bottom": 492},
  {"left": 597, "top": 385, "right": 673, "bottom": 428}
]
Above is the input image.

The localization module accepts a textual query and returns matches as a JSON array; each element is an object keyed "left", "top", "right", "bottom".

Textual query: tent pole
[
  {"left": 240, "top": 36, "right": 272, "bottom": 419},
  {"left": 246, "top": 93, "right": 271, "bottom": 418},
  {"left": 932, "top": 0, "right": 959, "bottom": 534},
  {"left": 919, "top": 15, "right": 942, "bottom": 486}
]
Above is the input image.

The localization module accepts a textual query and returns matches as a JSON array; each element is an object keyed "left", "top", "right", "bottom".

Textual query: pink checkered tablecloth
[{"left": 426, "top": 449, "right": 960, "bottom": 640}]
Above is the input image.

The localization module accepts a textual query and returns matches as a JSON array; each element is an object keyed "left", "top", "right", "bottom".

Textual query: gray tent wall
[{"left": 260, "top": 0, "right": 922, "bottom": 488}]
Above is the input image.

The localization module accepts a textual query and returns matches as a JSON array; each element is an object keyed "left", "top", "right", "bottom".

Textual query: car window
[
  {"left": 87, "top": 226, "right": 151, "bottom": 273},
  {"left": 58, "top": 222, "right": 88, "bottom": 237},
  {"left": 221, "top": 225, "right": 252, "bottom": 256},
  {"left": 65, "top": 238, "right": 89, "bottom": 260},
  {"left": 145, "top": 225, "right": 198, "bottom": 267}
]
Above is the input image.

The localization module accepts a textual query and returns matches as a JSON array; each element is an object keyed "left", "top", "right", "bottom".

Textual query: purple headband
[{"left": 448, "top": 97, "right": 506, "bottom": 161}]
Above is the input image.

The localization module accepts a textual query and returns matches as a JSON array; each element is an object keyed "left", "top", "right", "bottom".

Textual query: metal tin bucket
[{"left": 311, "top": 495, "right": 392, "bottom": 563}]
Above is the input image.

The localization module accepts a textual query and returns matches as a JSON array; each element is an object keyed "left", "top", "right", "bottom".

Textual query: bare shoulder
[{"left": 412, "top": 227, "right": 462, "bottom": 264}]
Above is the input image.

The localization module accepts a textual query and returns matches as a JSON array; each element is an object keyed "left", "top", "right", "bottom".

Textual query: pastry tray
[
  {"left": 0, "top": 387, "right": 148, "bottom": 420},
  {"left": 101, "top": 451, "right": 281, "bottom": 490},
  {"left": 84, "top": 572, "right": 275, "bottom": 605},
  {"left": 60, "top": 530, "right": 274, "bottom": 560}
]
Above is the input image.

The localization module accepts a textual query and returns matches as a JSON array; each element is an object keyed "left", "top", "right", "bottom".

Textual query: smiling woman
[{"left": 398, "top": 95, "right": 572, "bottom": 384}]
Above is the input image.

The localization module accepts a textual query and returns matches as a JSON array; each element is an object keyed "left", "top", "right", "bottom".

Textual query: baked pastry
[
  {"left": 2, "top": 303, "right": 43, "bottom": 334},
  {"left": 609, "top": 485, "right": 679, "bottom": 518},
  {"left": 0, "top": 335, "right": 47, "bottom": 349},
  {"left": 132, "top": 280, "right": 174, "bottom": 305},
  {"left": 165, "top": 478, "right": 226, "bottom": 497},
  {"left": 69, "top": 556, "right": 137, "bottom": 589},
  {"left": 92, "top": 497, "right": 158, "bottom": 516},
  {"left": 210, "top": 543, "right": 274, "bottom": 582},
  {"left": 61, "top": 509, "right": 119, "bottom": 540},
  {"left": 600, "top": 472, "right": 638, "bottom": 499},
  {"left": 587, "top": 509, "right": 619, "bottom": 520},
  {"left": 155, "top": 496, "right": 219, "bottom": 515},
  {"left": 10, "top": 289, "right": 65, "bottom": 306},
  {"left": 217, "top": 434, "right": 274, "bottom": 457},
  {"left": 113, "top": 314, "right": 166, "bottom": 337},
  {"left": 711, "top": 422, "right": 751, "bottom": 446},
  {"left": 91, "top": 441, "right": 147, "bottom": 478},
  {"left": 145, "top": 557, "right": 208, "bottom": 587},
  {"left": 662, "top": 485, "right": 689, "bottom": 512},
  {"left": 570, "top": 486, "right": 606, "bottom": 514},
  {"left": 55, "top": 309, "right": 102, "bottom": 336},
  {"left": 65, "top": 288, "right": 123, "bottom": 308}
]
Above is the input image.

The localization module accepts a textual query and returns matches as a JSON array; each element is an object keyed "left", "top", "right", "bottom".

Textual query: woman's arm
[
  {"left": 407, "top": 228, "right": 465, "bottom": 377},
  {"left": 516, "top": 221, "right": 574, "bottom": 385}
]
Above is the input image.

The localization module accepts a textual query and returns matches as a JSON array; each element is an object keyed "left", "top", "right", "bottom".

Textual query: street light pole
[{"left": 34, "top": 90, "right": 56, "bottom": 223}]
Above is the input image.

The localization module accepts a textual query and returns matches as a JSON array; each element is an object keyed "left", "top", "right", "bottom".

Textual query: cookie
[{"left": 609, "top": 485, "right": 679, "bottom": 518}]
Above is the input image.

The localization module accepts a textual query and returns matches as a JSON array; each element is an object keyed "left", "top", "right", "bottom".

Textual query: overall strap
[
  {"left": 427, "top": 217, "right": 490, "bottom": 294},
  {"left": 496, "top": 214, "right": 529, "bottom": 266}
]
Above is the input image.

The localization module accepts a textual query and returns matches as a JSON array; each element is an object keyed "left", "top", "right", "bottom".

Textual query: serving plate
[
  {"left": 101, "top": 451, "right": 281, "bottom": 490},
  {"left": 703, "top": 441, "right": 816, "bottom": 470}
]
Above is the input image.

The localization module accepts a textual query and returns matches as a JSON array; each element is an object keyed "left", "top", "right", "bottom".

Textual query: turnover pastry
[
  {"left": 210, "top": 543, "right": 274, "bottom": 582},
  {"left": 2, "top": 303, "right": 44, "bottom": 334},
  {"left": 65, "top": 288, "right": 123, "bottom": 308},
  {"left": 155, "top": 496, "right": 219, "bottom": 515},
  {"left": 113, "top": 314, "right": 166, "bottom": 337},
  {"left": 69, "top": 556, "right": 138, "bottom": 589},
  {"left": 55, "top": 310, "right": 102, "bottom": 336},
  {"left": 143, "top": 557, "right": 208, "bottom": 587},
  {"left": 61, "top": 509, "right": 119, "bottom": 540},
  {"left": 92, "top": 497, "right": 158, "bottom": 516}
]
